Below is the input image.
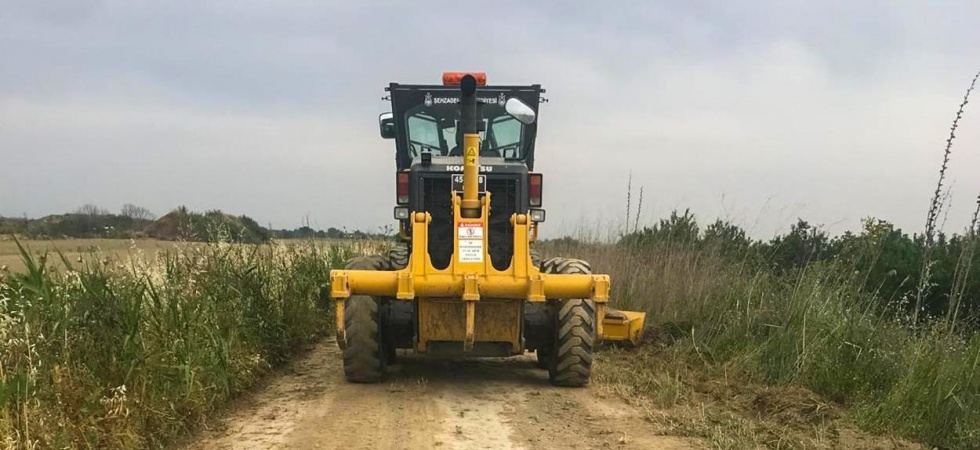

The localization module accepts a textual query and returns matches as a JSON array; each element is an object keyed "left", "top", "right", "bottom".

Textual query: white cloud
[{"left": 1, "top": 0, "right": 979, "bottom": 238}]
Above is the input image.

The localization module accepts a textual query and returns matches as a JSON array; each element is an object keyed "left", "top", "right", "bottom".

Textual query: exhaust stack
[{"left": 458, "top": 74, "right": 481, "bottom": 219}]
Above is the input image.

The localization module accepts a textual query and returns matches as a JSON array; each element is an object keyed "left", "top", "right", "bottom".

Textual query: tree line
[
  {"left": 618, "top": 209, "right": 980, "bottom": 328},
  {"left": 0, "top": 204, "right": 392, "bottom": 243}
]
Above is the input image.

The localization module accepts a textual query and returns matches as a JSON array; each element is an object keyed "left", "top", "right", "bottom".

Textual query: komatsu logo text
[{"left": 445, "top": 165, "right": 493, "bottom": 172}]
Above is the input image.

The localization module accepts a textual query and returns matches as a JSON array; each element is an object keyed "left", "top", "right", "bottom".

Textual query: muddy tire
[
  {"left": 386, "top": 246, "right": 410, "bottom": 270},
  {"left": 342, "top": 256, "right": 387, "bottom": 383},
  {"left": 544, "top": 257, "right": 596, "bottom": 387}
]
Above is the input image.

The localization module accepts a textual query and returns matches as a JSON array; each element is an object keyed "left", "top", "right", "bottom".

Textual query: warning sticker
[{"left": 457, "top": 222, "right": 484, "bottom": 263}]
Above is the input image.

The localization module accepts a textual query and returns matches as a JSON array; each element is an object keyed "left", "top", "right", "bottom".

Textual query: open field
[
  {"left": 0, "top": 238, "right": 176, "bottom": 272},
  {"left": 0, "top": 238, "right": 386, "bottom": 273}
]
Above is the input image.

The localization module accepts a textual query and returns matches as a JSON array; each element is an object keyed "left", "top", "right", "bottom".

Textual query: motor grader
[{"left": 329, "top": 72, "right": 645, "bottom": 386}]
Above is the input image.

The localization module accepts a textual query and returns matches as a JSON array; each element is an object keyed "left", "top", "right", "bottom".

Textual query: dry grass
[
  {"left": 0, "top": 239, "right": 175, "bottom": 272},
  {"left": 593, "top": 349, "right": 925, "bottom": 450},
  {"left": 0, "top": 238, "right": 386, "bottom": 273},
  {"left": 540, "top": 238, "right": 977, "bottom": 449}
]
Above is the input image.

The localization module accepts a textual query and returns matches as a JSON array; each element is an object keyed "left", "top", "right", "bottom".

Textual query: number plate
[{"left": 451, "top": 174, "right": 486, "bottom": 192}]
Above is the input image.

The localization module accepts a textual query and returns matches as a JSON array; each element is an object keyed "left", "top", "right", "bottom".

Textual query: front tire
[
  {"left": 549, "top": 299, "right": 595, "bottom": 387},
  {"left": 343, "top": 295, "right": 386, "bottom": 383},
  {"left": 341, "top": 256, "right": 387, "bottom": 383},
  {"left": 542, "top": 257, "right": 596, "bottom": 387}
]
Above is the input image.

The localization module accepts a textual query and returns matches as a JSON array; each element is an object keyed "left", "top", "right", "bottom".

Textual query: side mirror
[
  {"left": 379, "top": 112, "right": 395, "bottom": 139},
  {"left": 504, "top": 97, "right": 536, "bottom": 125}
]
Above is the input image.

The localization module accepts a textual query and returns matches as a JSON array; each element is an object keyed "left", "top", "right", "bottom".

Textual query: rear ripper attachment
[{"left": 330, "top": 72, "right": 645, "bottom": 387}]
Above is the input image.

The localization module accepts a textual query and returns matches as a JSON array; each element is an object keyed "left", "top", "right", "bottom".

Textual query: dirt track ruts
[{"left": 182, "top": 340, "right": 693, "bottom": 450}]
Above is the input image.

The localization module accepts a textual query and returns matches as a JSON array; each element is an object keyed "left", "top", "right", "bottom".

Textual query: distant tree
[
  {"left": 703, "top": 219, "right": 752, "bottom": 257},
  {"left": 763, "top": 219, "right": 831, "bottom": 272},
  {"left": 120, "top": 204, "right": 156, "bottom": 221},
  {"left": 619, "top": 209, "right": 700, "bottom": 249},
  {"left": 326, "top": 227, "right": 343, "bottom": 239},
  {"left": 831, "top": 218, "right": 920, "bottom": 302},
  {"left": 75, "top": 203, "right": 109, "bottom": 216}
]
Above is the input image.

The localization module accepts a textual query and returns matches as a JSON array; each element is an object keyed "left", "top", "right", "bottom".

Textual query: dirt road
[{"left": 183, "top": 340, "right": 694, "bottom": 450}]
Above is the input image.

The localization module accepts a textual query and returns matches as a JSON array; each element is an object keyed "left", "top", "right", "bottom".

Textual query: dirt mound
[
  {"left": 145, "top": 210, "right": 192, "bottom": 240},
  {"left": 146, "top": 208, "right": 269, "bottom": 243}
]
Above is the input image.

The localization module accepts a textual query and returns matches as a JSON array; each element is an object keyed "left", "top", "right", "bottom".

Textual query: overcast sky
[{"left": 2, "top": 0, "right": 979, "bottom": 239}]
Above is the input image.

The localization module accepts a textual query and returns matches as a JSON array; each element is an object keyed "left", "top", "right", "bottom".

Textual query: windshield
[{"left": 404, "top": 104, "right": 525, "bottom": 160}]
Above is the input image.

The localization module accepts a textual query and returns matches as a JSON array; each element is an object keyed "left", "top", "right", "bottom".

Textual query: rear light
[
  {"left": 529, "top": 173, "right": 543, "bottom": 207},
  {"left": 396, "top": 172, "right": 409, "bottom": 204},
  {"left": 442, "top": 72, "right": 487, "bottom": 86}
]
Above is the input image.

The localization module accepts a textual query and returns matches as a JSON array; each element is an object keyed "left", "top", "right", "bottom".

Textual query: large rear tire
[
  {"left": 543, "top": 257, "right": 596, "bottom": 387},
  {"left": 386, "top": 246, "right": 409, "bottom": 270},
  {"left": 342, "top": 256, "right": 387, "bottom": 383},
  {"left": 540, "top": 257, "right": 592, "bottom": 276}
]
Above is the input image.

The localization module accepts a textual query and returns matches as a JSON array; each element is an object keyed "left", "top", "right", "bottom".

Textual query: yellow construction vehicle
[{"left": 330, "top": 72, "right": 645, "bottom": 386}]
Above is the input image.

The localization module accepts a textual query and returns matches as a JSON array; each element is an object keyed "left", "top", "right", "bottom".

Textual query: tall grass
[
  {"left": 544, "top": 237, "right": 980, "bottom": 448},
  {"left": 0, "top": 239, "right": 361, "bottom": 450},
  {"left": 916, "top": 69, "right": 980, "bottom": 324},
  {"left": 563, "top": 71, "right": 980, "bottom": 449}
]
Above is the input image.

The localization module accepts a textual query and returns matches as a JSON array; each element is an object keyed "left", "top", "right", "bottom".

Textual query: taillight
[
  {"left": 529, "top": 173, "right": 543, "bottom": 207},
  {"left": 396, "top": 172, "right": 409, "bottom": 204}
]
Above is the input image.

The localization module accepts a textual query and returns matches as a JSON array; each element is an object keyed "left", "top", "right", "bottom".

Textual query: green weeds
[{"left": 0, "top": 239, "right": 358, "bottom": 450}]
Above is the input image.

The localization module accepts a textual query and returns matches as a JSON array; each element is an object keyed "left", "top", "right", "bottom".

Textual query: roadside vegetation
[
  {"left": 544, "top": 213, "right": 978, "bottom": 449},
  {"left": 0, "top": 238, "right": 372, "bottom": 449},
  {"left": 6, "top": 219, "right": 975, "bottom": 449},
  {"left": 553, "top": 71, "right": 980, "bottom": 450}
]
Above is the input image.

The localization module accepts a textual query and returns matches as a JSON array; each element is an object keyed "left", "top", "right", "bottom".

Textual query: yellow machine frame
[{"left": 331, "top": 98, "right": 643, "bottom": 354}]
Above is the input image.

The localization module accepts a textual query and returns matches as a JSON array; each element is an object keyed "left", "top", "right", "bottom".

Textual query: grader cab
[{"left": 329, "top": 72, "right": 645, "bottom": 386}]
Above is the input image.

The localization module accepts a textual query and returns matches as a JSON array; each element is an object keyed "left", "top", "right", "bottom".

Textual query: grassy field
[
  {"left": 0, "top": 238, "right": 380, "bottom": 273},
  {"left": 0, "top": 239, "right": 176, "bottom": 273}
]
